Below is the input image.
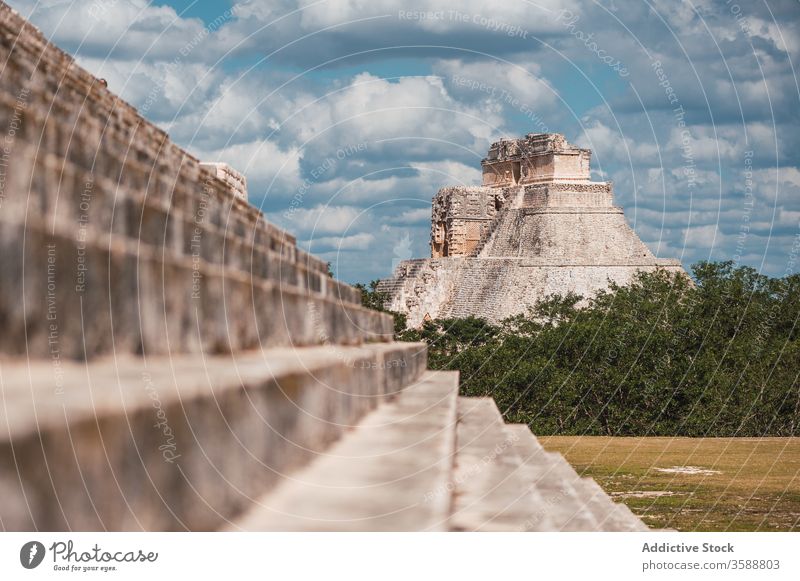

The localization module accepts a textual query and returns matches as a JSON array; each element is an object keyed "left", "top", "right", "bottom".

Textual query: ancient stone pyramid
[
  {"left": 0, "top": 2, "right": 648, "bottom": 531},
  {"left": 379, "top": 133, "right": 684, "bottom": 326}
]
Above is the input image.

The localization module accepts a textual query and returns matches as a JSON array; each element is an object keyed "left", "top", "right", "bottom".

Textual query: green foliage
[
  {"left": 407, "top": 262, "right": 800, "bottom": 437},
  {"left": 398, "top": 316, "right": 498, "bottom": 369}
]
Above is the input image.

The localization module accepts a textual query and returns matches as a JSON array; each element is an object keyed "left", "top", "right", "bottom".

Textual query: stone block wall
[
  {"left": 481, "top": 133, "right": 592, "bottom": 188},
  {"left": 479, "top": 208, "right": 658, "bottom": 262},
  {"left": 0, "top": 4, "right": 390, "bottom": 360},
  {"left": 519, "top": 150, "right": 591, "bottom": 184},
  {"left": 383, "top": 257, "right": 684, "bottom": 326},
  {"left": 523, "top": 182, "right": 613, "bottom": 208},
  {"left": 481, "top": 160, "right": 520, "bottom": 188}
]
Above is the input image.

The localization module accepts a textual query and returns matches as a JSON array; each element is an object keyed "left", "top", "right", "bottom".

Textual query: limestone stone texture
[
  {"left": 0, "top": 2, "right": 648, "bottom": 532},
  {"left": 199, "top": 162, "right": 248, "bottom": 201},
  {"left": 379, "top": 133, "right": 685, "bottom": 326},
  {"left": 0, "top": 2, "right": 389, "bottom": 360}
]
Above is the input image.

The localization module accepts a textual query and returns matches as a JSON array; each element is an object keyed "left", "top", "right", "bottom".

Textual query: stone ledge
[
  {"left": 0, "top": 342, "right": 427, "bottom": 530},
  {"left": 228, "top": 370, "right": 459, "bottom": 531},
  {"left": 444, "top": 257, "right": 685, "bottom": 267},
  {"left": 522, "top": 207, "right": 624, "bottom": 215},
  {"left": 0, "top": 145, "right": 348, "bottom": 300},
  {"left": 0, "top": 217, "right": 384, "bottom": 360},
  {"left": 448, "top": 397, "right": 542, "bottom": 531},
  {"left": 524, "top": 181, "right": 612, "bottom": 193},
  {"left": 506, "top": 424, "right": 650, "bottom": 531}
]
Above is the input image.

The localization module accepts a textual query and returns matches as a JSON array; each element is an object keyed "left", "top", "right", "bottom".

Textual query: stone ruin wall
[
  {"left": 199, "top": 162, "right": 248, "bottom": 201},
  {"left": 481, "top": 133, "right": 592, "bottom": 188},
  {"left": 519, "top": 148, "right": 591, "bottom": 184},
  {"left": 481, "top": 160, "right": 519, "bottom": 188},
  {"left": 0, "top": 4, "right": 391, "bottom": 361},
  {"left": 430, "top": 186, "right": 502, "bottom": 257},
  {"left": 384, "top": 258, "right": 683, "bottom": 327},
  {"left": 522, "top": 182, "right": 613, "bottom": 208},
  {"left": 477, "top": 210, "right": 659, "bottom": 262}
]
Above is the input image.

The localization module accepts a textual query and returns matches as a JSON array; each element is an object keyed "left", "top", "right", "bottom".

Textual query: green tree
[
  {"left": 402, "top": 263, "right": 800, "bottom": 437},
  {"left": 354, "top": 280, "right": 407, "bottom": 334}
]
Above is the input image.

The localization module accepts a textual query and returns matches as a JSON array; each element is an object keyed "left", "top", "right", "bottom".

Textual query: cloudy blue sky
[{"left": 10, "top": 0, "right": 800, "bottom": 283}]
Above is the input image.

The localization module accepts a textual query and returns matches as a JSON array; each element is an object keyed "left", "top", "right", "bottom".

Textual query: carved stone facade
[
  {"left": 482, "top": 133, "right": 592, "bottom": 188},
  {"left": 380, "top": 133, "right": 685, "bottom": 327},
  {"left": 430, "top": 187, "right": 504, "bottom": 257}
]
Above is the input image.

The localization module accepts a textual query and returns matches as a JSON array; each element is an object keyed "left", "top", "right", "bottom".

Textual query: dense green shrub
[{"left": 393, "top": 262, "right": 800, "bottom": 437}]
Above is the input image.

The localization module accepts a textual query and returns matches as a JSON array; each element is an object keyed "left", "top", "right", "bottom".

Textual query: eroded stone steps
[
  {"left": 506, "top": 423, "right": 647, "bottom": 531},
  {"left": 227, "top": 370, "right": 460, "bottom": 531},
  {"left": 447, "top": 397, "right": 550, "bottom": 531},
  {"left": 469, "top": 186, "right": 526, "bottom": 259},
  {"left": 444, "top": 262, "right": 508, "bottom": 319},
  {"left": 376, "top": 259, "right": 429, "bottom": 296},
  {"left": 503, "top": 423, "right": 598, "bottom": 531},
  {"left": 230, "top": 378, "right": 639, "bottom": 533},
  {"left": 0, "top": 342, "right": 426, "bottom": 531},
  {"left": 469, "top": 206, "right": 511, "bottom": 258},
  {"left": 477, "top": 209, "right": 528, "bottom": 257},
  {"left": 581, "top": 476, "right": 649, "bottom": 531},
  {"left": 2, "top": 341, "right": 648, "bottom": 532}
]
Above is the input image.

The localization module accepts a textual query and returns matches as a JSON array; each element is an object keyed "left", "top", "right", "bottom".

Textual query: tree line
[{"left": 359, "top": 262, "right": 800, "bottom": 436}]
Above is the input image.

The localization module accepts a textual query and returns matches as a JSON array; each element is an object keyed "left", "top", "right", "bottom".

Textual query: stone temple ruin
[
  {"left": 379, "top": 133, "right": 684, "bottom": 327},
  {"left": 0, "top": 2, "right": 648, "bottom": 531}
]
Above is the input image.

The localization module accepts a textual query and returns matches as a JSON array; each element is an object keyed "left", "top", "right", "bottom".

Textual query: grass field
[{"left": 539, "top": 436, "right": 800, "bottom": 531}]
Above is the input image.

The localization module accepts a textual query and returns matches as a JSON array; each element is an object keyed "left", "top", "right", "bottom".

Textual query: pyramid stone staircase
[
  {"left": 0, "top": 1, "right": 647, "bottom": 532},
  {"left": 375, "top": 258, "right": 428, "bottom": 296},
  {"left": 467, "top": 205, "right": 511, "bottom": 258},
  {"left": 227, "top": 372, "right": 648, "bottom": 531}
]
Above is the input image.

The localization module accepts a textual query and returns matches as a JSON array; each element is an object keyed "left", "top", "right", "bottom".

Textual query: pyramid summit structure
[{"left": 379, "top": 133, "right": 684, "bottom": 326}]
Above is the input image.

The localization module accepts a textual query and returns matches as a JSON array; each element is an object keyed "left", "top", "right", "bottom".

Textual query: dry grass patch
[{"left": 540, "top": 436, "right": 800, "bottom": 531}]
